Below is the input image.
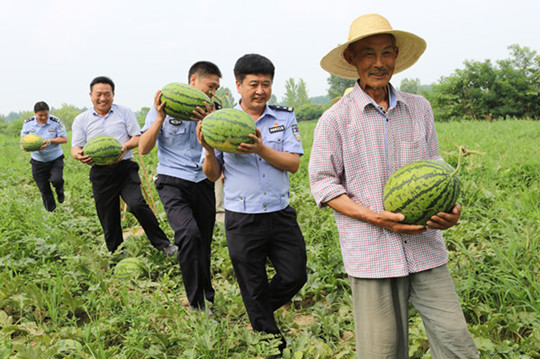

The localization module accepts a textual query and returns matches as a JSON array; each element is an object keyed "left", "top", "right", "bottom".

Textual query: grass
[{"left": 0, "top": 119, "right": 539, "bottom": 358}]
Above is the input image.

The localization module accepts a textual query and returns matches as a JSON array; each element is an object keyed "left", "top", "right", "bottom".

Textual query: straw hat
[
  {"left": 321, "top": 14, "right": 426, "bottom": 79},
  {"left": 331, "top": 87, "right": 354, "bottom": 104}
]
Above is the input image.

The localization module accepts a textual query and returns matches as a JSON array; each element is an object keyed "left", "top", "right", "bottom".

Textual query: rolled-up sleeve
[{"left": 308, "top": 113, "right": 347, "bottom": 208}]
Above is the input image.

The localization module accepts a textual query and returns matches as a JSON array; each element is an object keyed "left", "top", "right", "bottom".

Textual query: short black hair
[
  {"left": 90, "top": 76, "right": 115, "bottom": 93},
  {"left": 233, "top": 54, "right": 275, "bottom": 83},
  {"left": 34, "top": 101, "right": 49, "bottom": 112},
  {"left": 188, "top": 61, "right": 222, "bottom": 82}
]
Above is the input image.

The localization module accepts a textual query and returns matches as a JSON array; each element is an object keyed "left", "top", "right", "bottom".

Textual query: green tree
[
  {"left": 282, "top": 78, "right": 310, "bottom": 108},
  {"left": 400, "top": 78, "right": 420, "bottom": 94},
  {"left": 6, "top": 111, "right": 33, "bottom": 137},
  {"left": 136, "top": 107, "right": 150, "bottom": 126},
  {"left": 295, "top": 103, "right": 331, "bottom": 121},
  {"left": 426, "top": 44, "right": 539, "bottom": 121},
  {"left": 52, "top": 104, "right": 85, "bottom": 129},
  {"left": 327, "top": 74, "right": 356, "bottom": 100}
]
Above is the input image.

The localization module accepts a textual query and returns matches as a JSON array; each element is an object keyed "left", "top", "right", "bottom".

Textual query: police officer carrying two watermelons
[
  {"left": 197, "top": 54, "right": 307, "bottom": 357},
  {"left": 20, "top": 101, "right": 67, "bottom": 212},
  {"left": 71, "top": 76, "right": 175, "bottom": 259},
  {"left": 139, "top": 61, "right": 222, "bottom": 313}
]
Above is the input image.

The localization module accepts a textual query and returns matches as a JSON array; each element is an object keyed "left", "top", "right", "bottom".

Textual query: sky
[{"left": 1, "top": 0, "right": 538, "bottom": 116}]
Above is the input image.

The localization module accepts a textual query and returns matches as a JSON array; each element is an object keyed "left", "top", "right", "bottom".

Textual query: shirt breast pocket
[
  {"left": 266, "top": 134, "right": 284, "bottom": 152},
  {"left": 396, "top": 138, "right": 428, "bottom": 167}
]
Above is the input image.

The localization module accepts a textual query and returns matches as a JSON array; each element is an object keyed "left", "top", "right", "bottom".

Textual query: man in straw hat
[{"left": 308, "top": 14, "right": 479, "bottom": 358}]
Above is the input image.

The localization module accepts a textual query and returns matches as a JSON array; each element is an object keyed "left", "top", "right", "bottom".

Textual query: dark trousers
[
  {"left": 89, "top": 160, "right": 171, "bottom": 253},
  {"left": 31, "top": 155, "right": 64, "bottom": 212},
  {"left": 155, "top": 175, "right": 216, "bottom": 308},
  {"left": 225, "top": 206, "right": 307, "bottom": 334}
]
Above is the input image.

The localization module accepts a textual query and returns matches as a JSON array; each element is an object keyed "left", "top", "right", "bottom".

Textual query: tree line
[{"left": 1, "top": 44, "right": 537, "bottom": 135}]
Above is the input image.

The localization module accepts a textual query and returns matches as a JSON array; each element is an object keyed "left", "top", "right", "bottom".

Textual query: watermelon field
[{"left": 0, "top": 119, "right": 539, "bottom": 358}]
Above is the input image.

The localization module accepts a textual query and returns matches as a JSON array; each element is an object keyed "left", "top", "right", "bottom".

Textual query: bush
[{"left": 296, "top": 103, "right": 331, "bottom": 122}]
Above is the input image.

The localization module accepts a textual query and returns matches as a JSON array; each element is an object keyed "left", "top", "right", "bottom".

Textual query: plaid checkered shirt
[{"left": 308, "top": 83, "right": 449, "bottom": 278}]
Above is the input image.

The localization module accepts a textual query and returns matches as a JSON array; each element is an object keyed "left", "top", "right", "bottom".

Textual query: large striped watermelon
[
  {"left": 21, "top": 134, "right": 45, "bottom": 151},
  {"left": 201, "top": 109, "right": 256, "bottom": 153},
  {"left": 83, "top": 136, "right": 122, "bottom": 165},
  {"left": 114, "top": 257, "right": 145, "bottom": 280},
  {"left": 160, "top": 82, "right": 211, "bottom": 121},
  {"left": 383, "top": 160, "right": 461, "bottom": 225}
]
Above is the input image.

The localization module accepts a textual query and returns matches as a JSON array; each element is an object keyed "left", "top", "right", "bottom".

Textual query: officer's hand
[
  {"left": 374, "top": 211, "right": 427, "bottom": 235},
  {"left": 40, "top": 139, "right": 51, "bottom": 150},
  {"left": 154, "top": 90, "right": 166, "bottom": 122},
  {"left": 196, "top": 121, "right": 214, "bottom": 152},
  {"left": 237, "top": 129, "right": 263, "bottom": 154},
  {"left": 190, "top": 101, "right": 215, "bottom": 121},
  {"left": 426, "top": 204, "right": 461, "bottom": 230}
]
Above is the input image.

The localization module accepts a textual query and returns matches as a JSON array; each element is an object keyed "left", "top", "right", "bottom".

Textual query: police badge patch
[
  {"left": 291, "top": 124, "right": 301, "bottom": 141},
  {"left": 169, "top": 118, "right": 182, "bottom": 126}
]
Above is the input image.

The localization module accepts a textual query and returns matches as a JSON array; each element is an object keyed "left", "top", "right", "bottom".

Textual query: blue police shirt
[
  {"left": 214, "top": 104, "right": 304, "bottom": 214},
  {"left": 71, "top": 104, "right": 141, "bottom": 161},
  {"left": 142, "top": 106, "right": 205, "bottom": 182},
  {"left": 21, "top": 116, "right": 67, "bottom": 162}
]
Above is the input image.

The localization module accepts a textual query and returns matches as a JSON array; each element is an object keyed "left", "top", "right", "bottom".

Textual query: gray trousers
[{"left": 349, "top": 264, "right": 479, "bottom": 359}]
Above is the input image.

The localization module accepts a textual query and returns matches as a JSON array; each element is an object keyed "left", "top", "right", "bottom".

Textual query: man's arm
[
  {"left": 237, "top": 129, "right": 300, "bottom": 173},
  {"left": 196, "top": 122, "right": 222, "bottom": 182},
  {"left": 139, "top": 91, "right": 166, "bottom": 155},
  {"left": 71, "top": 146, "right": 93, "bottom": 165},
  {"left": 326, "top": 194, "right": 427, "bottom": 235}
]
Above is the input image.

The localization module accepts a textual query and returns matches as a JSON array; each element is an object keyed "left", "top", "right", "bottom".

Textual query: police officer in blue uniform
[
  {"left": 71, "top": 76, "right": 175, "bottom": 257},
  {"left": 198, "top": 54, "right": 307, "bottom": 356},
  {"left": 139, "top": 61, "right": 222, "bottom": 312},
  {"left": 20, "top": 101, "right": 67, "bottom": 211}
]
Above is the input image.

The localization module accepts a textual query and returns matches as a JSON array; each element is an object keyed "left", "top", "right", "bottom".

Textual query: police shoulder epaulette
[
  {"left": 214, "top": 101, "right": 222, "bottom": 110},
  {"left": 24, "top": 117, "right": 35, "bottom": 123},
  {"left": 269, "top": 105, "right": 294, "bottom": 112},
  {"left": 49, "top": 116, "right": 60, "bottom": 123}
]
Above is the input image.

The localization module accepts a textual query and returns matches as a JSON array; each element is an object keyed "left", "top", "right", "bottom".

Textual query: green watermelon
[
  {"left": 201, "top": 109, "right": 256, "bottom": 153},
  {"left": 21, "top": 134, "right": 45, "bottom": 151},
  {"left": 114, "top": 257, "right": 145, "bottom": 280},
  {"left": 160, "top": 82, "right": 211, "bottom": 121},
  {"left": 383, "top": 160, "right": 461, "bottom": 225},
  {"left": 83, "top": 136, "right": 122, "bottom": 165}
]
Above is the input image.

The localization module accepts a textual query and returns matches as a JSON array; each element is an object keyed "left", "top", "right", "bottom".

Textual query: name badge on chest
[
  {"left": 269, "top": 125, "right": 285, "bottom": 134},
  {"left": 169, "top": 118, "right": 182, "bottom": 126}
]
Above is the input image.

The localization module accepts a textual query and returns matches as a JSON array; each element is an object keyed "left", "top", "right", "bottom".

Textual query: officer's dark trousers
[
  {"left": 89, "top": 160, "right": 170, "bottom": 253},
  {"left": 31, "top": 155, "right": 64, "bottom": 212},
  {"left": 155, "top": 175, "right": 216, "bottom": 309},
  {"left": 225, "top": 206, "right": 307, "bottom": 334}
]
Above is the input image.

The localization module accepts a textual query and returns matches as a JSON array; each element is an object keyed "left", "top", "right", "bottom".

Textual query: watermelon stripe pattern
[
  {"left": 83, "top": 136, "right": 122, "bottom": 166},
  {"left": 161, "top": 82, "right": 211, "bottom": 121},
  {"left": 201, "top": 109, "right": 256, "bottom": 153},
  {"left": 383, "top": 160, "right": 461, "bottom": 225},
  {"left": 113, "top": 257, "right": 145, "bottom": 280}
]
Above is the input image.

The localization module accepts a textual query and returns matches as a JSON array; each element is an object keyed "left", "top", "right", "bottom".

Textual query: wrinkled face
[
  {"left": 344, "top": 34, "right": 398, "bottom": 91},
  {"left": 90, "top": 83, "right": 114, "bottom": 115},
  {"left": 191, "top": 74, "right": 220, "bottom": 97},
  {"left": 35, "top": 110, "right": 49, "bottom": 124},
  {"left": 236, "top": 74, "right": 272, "bottom": 113}
]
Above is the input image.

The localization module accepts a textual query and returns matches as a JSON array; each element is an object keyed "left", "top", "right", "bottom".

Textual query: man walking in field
[
  {"left": 308, "top": 14, "right": 479, "bottom": 358},
  {"left": 198, "top": 54, "right": 307, "bottom": 357},
  {"left": 20, "top": 101, "right": 67, "bottom": 212},
  {"left": 139, "top": 61, "right": 222, "bottom": 313},
  {"left": 71, "top": 76, "right": 175, "bottom": 259}
]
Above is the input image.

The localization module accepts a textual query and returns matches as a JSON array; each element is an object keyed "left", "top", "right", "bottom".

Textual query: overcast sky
[{"left": 1, "top": 0, "right": 538, "bottom": 115}]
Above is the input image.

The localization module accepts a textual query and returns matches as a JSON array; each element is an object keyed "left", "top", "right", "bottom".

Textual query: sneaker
[{"left": 162, "top": 244, "right": 178, "bottom": 257}]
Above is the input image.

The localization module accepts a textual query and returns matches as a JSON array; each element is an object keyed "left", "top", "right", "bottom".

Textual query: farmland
[{"left": 0, "top": 119, "right": 539, "bottom": 358}]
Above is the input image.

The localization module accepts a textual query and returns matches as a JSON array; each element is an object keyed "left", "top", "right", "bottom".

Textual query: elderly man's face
[{"left": 344, "top": 34, "right": 398, "bottom": 91}]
